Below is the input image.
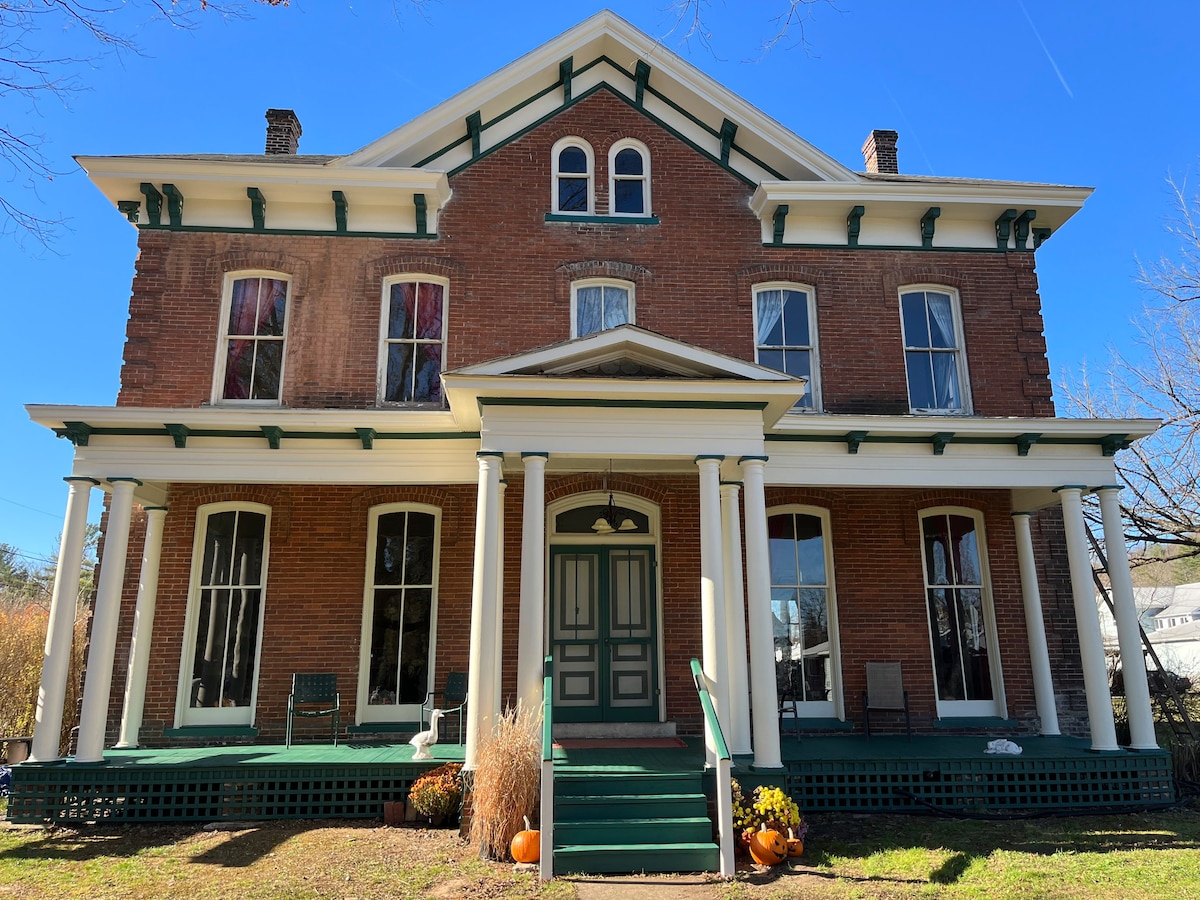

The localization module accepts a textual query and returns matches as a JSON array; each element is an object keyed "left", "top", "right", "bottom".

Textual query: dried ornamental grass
[{"left": 468, "top": 702, "right": 542, "bottom": 860}]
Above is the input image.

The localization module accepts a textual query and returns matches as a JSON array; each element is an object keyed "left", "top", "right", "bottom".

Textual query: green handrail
[
  {"left": 690, "top": 658, "right": 730, "bottom": 761},
  {"left": 542, "top": 654, "right": 554, "bottom": 762}
]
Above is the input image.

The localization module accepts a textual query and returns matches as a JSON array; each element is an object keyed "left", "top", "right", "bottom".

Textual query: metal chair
[
  {"left": 863, "top": 661, "right": 911, "bottom": 740},
  {"left": 286, "top": 673, "right": 341, "bottom": 748},
  {"left": 422, "top": 671, "right": 468, "bottom": 745}
]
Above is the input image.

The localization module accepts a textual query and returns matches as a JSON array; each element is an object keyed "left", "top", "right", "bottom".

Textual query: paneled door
[{"left": 550, "top": 546, "right": 658, "bottom": 722}]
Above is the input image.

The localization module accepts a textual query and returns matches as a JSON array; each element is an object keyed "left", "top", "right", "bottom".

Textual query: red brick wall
[
  {"left": 99, "top": 478, "right": 1065, "bottom": 746},
  {"left": 116, "top": 90, "right": 1054, "bottom": 418}
]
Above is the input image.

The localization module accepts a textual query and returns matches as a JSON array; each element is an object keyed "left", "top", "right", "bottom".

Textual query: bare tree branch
[
  {"left": 1063, "top": 174, "right": 1200, "bottom": 576},
  {"left": 664, "top": 0, "right": 839, "bottom": 58}
]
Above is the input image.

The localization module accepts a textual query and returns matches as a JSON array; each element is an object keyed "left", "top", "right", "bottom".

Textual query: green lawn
[{"left": 0, "top": 809, "right": 1197, "bottom": 899}]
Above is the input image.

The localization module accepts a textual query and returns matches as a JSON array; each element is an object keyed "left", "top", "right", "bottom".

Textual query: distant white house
[{"left": 1099, "top": 582, "right": 1200, "bottom": 678}]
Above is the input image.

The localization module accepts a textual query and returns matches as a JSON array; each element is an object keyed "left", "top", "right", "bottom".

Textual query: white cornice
[
  {"left": 768, "top": 414, "right": 1158, "bottom": 440},
  {"left": 26, "top": 405, "right": 462, "bottom": 433}
]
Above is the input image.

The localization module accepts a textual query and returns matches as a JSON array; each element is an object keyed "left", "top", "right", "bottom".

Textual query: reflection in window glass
[
  {"left": 367, "top": 510, "right": 436, "bottom": 706},
  {"left": 922, "top": 512, "right": 992, "bottom": 702},
  {"left": 383, "top": 280, "right": 445, "bottom": 404},
  {"left": 768, "top": 512, "right": 832, "bottom": 704},
  {"left": 612, "top": 147, "right": 646, "bottom": 214},
  {"left": 557, "top": 144, "right": 591, "bottom": 213},
  {"left": 223, "top": 277, "right": 288, "bottom": 401}
]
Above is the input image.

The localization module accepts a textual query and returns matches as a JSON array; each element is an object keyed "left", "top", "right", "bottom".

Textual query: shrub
[
  {"left": 731, "top": 779, "right": 808, "bottom": 846},
  {"left": 408, "top": 762, "right": 463, "bottom": 821}
]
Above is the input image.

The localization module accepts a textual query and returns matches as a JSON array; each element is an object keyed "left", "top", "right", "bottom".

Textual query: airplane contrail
[{"left": 1016, "top": 0, "right": 1074, "bottom": 99}]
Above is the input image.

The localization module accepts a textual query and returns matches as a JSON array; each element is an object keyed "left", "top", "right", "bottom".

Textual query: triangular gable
[
  {"left": 449, "top": 324, "right": 797, "bottom": 381},
  {"left": 334, "top": 10, "right": 857, "bottom": 187}
]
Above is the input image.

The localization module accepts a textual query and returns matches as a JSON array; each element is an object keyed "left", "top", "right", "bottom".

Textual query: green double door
[{"left": 550, "top": 546, "right": 659, "bottom": 723}]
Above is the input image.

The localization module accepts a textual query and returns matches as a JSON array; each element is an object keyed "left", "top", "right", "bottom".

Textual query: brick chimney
[
  {"left": 861, "top": 129, "right": 899, "bottom": 174},
  {"left": 265, "top": 109, "right": 302, "bottom": 155}
]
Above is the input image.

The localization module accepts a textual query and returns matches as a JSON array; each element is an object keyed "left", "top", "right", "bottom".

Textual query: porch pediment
[{"left": 442, "top": 326, "right": 807, "bottom": 433}]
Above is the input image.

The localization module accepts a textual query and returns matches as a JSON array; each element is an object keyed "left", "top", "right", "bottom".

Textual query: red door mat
[{"left": 552, "top": 737, "right": 688, "bottom": 749}]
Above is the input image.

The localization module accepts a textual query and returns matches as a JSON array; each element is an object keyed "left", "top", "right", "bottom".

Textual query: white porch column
[
  {"left": 493, "top": 479, "right": 507, "bottom": 716},
  {"left": 517, "top": 453, "right": 549, "bottom": 712},
  {"left": 30, "top": 476, "right": 99, "bottom": 763},
  {"left": 740, "top": 456, "right": 783, "bottom": 770},
  {"left": 720, "top": 481, "right": 752, "bottom": 755},
  {"left": 75, "top": 478, "right": 140, "bottom": 764},
  {"left": 1056, "top": 486, "right": 1119, "bottom": 751},
  {"left": 696, "top": 456, "right": 730, "bottom": 750},
  {"left": 116, "top": 506, "right": 168, "bottom": 749},
  {"left": 1011, "top": 512, "right": 1060, "bottom": 736},
  {"left": 465, "top": 452, "right": 503, "bottom": 770},
  {"left": 1098, "top": 486, "right": 1158, "bottom": 750}
]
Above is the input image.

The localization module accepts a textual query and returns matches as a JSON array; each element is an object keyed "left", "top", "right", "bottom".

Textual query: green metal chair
[
  {"left": 422, "top": 672, "right": 468, "bottom": 745},
  {"left": 286, "top": 673, "right": 341, "bottom": 747},
  {"left": 863, "top": 661, "right": 911, "bottom": 740}
]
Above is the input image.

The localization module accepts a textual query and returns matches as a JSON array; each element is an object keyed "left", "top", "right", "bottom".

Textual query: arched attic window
[
  {"left": 609, "top": 140, "right": 650, "bottom": 216},
  {"left": 552, "top": 138, "right": 594, "bottom": 214}
]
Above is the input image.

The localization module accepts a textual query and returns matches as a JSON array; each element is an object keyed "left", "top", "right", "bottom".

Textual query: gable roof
[{"left": 334, "top": 9, "right": 857, "bottom": 186}]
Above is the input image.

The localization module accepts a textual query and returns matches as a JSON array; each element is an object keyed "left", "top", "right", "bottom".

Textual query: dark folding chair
[
  {"left": 422, "top": 671, "right": 468, "bottom": 745},
  {"left": 863, "top": 661, "right": 911, "bottom": 740},
  {"left": 286, "top": 673, "right": 341, "bottom": 748}
]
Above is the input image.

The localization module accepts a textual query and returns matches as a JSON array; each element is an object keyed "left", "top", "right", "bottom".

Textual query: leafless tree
[
  {"left": 0, "top": 1, "right": 286, "bottom": 248},
  {"left": 666, "top": 0, "right": 839, "bottom": 57},
  {"left": 1064, "top": 175, "right": 1200, "bottom": 569}
]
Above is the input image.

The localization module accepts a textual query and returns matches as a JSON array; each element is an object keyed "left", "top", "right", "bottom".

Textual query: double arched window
[{"left": 551, "top": 137, "right": 651, "bottom": 217}]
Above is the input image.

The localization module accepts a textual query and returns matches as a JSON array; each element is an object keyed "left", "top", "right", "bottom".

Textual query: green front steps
[{"left": 552, "top": 767, "right": 720, "bottom": 875}]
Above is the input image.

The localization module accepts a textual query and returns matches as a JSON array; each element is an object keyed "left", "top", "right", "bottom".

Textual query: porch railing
[
  {"left": 690, "top": 658, "right": 735, "bottom": 878},
  {"left": 539, "top": 654, "right": 554, "bottom": 881}
]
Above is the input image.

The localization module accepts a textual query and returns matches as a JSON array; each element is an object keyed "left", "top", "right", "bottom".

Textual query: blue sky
[{"left": 2, "top": 0, "right": 1197, "bottom": 558}]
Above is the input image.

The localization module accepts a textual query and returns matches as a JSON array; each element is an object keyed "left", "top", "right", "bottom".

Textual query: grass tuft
[{"left": 469, "top": 702, "right": 541, "bottom": 861}]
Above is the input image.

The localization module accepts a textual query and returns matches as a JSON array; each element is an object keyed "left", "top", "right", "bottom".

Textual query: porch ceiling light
[{"left": 592, "top": 462, "right": 637, "bottom": 533}]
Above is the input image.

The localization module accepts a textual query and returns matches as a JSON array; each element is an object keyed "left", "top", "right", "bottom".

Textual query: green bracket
[
  {"left": 165, "top": 423, "right": 191, "bottom": 449},
  {"left": 634, "top": 60, "right": 651, "bottom": 107},
  {"left": 162, "top": 184, "right": 184, "bottom": 227},
  {"left": 414, "top": 193, "right": 427, "bottom": 236},
  {"left": 247, "top": 187, "right": 266, "bottom": 230},
  {"left": 994, "top": 209, "right": 1017, "bottom": 249},
  {"left": 356, "top": 427, "right": 376, "bottom": 450},
  {"left": 1101, "top": 434, "right": 1130, "bottom": 457},
  {"left": 772, "top": 204, "right": 789, "bottom": 245},
  {"left": 139, "top": 184, "right": 163, "bottom": 227},
  {"left": 920, "top": 207, "right": 941, "bottom": 249},
  {"left": 844, "top": 430, "right": 869, "bottom": 454},
  {"left": 56, "top": 421, "right": 93, "bottom": 446},
  {"left": 1032, "top": 227, "right": 1052, "bottom": 249},
  {"left": 847, "top": 205, "right": 865, "bottom": 247},
  {"left": 466, "top": 111, "right": 482, "bottom": 158},
  {"left": 1015, "top": 432, "right": 1042, "bottom": 457},
  {"left": 1014, "top": 209, "right": 1037, "bottom": 250},
  {"left": 332, "top": 191, "right": 348, "bottom": 233},
  {"left": 117, "top": 200, "right": 140, "bottom": 224},
  {"left": 931, "top": 432, "right": 954, "bottom": 455},
  {"left": 261, "top": 425, "right": 283, "bottom": 450},
  {"left": 559, "top": 57, "right": 573, "bottom": 103},
  {"left": 719, "top": 119, "right": 738, "bottom": 166}
]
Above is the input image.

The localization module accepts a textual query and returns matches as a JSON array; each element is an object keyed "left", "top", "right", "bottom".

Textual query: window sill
[
  {"left": 163, "top": 725, "right": 260, "bottom": 738},
  {"left": 545, "top": 213, "right": 660, "bottom": 225}
]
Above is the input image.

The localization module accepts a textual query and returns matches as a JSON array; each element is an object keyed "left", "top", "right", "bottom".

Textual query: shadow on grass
[
  {"left": 0, "top": 824, "right": 198, "bottom": 862},
  {"left": 743, "top": 808, "right": 1200, "bottom": 889}
]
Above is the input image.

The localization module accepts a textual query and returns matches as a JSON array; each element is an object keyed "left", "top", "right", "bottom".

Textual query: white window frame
[
  {"left": 377, "top": 274, "right": 450, "bottom": 407},
  {"left": 608, "top": 139, "right": 651, "bottom": 217},
  {"left": 570, "top": 278, "right": 635, "bottom": 338},
  {"left": 752, "top": 281, "right": 821, "bottom": 412},
  {"left": 766, "top": 504, "right": 843, "bottom": 720},
  {"left": 899, "top": 284, "right": 972, "bottom": 415},
  {"left": 174, "top": 501, "right": 272, "bottom": 728},
  {"left": 551, "top": 137, "right": 595, "bottom": 215},
  {"left": 356, "top": 502, "right": 441, "bottom": 724},
  {"left": 918, "top": 506, "right": 1006, "bottom": 719},
  {"left": 211, "top": 271, "right": 292, "bottom": 406}
]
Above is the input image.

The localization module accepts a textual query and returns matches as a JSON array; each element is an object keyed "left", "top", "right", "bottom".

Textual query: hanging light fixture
[{"left": 591, "top": 461, "right": 638, "bottom": 533}]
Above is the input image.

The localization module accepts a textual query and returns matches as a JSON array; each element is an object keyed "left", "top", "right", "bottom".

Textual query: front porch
[{"left": 6, "top": 731, "right": 1174, "bottom": 826}]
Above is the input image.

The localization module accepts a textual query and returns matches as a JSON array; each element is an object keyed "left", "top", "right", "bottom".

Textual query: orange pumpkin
[
  {"left": 748, "top": 823, "right": 787, "bottom": 865},
  {"left": 510, "top": 815, "right": 540, "bottom": 864},
  {"left": 786, "top": 827, "right": 804, "bottom": 858}
]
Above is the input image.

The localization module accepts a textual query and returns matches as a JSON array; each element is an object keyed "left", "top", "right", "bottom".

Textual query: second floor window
[
  {"left": 754, "top": 284, "right": 819, "bottom": 410},
  {"left": 381, "top": 278, "right": 447, "bottom": 405},
  {"left": 901, "top": 287, "right": 969, "bottom": 414},
  {"left": 572, "top": 279, "right": 633, "bottom": 338},
  {"left": 218, "top": 275, "right": 289, "bottom": 403}
]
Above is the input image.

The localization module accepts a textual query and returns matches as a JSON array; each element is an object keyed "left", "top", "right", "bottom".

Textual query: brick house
[{"left": 22, "top": 12, "right": 1169, "bottom": 840}]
